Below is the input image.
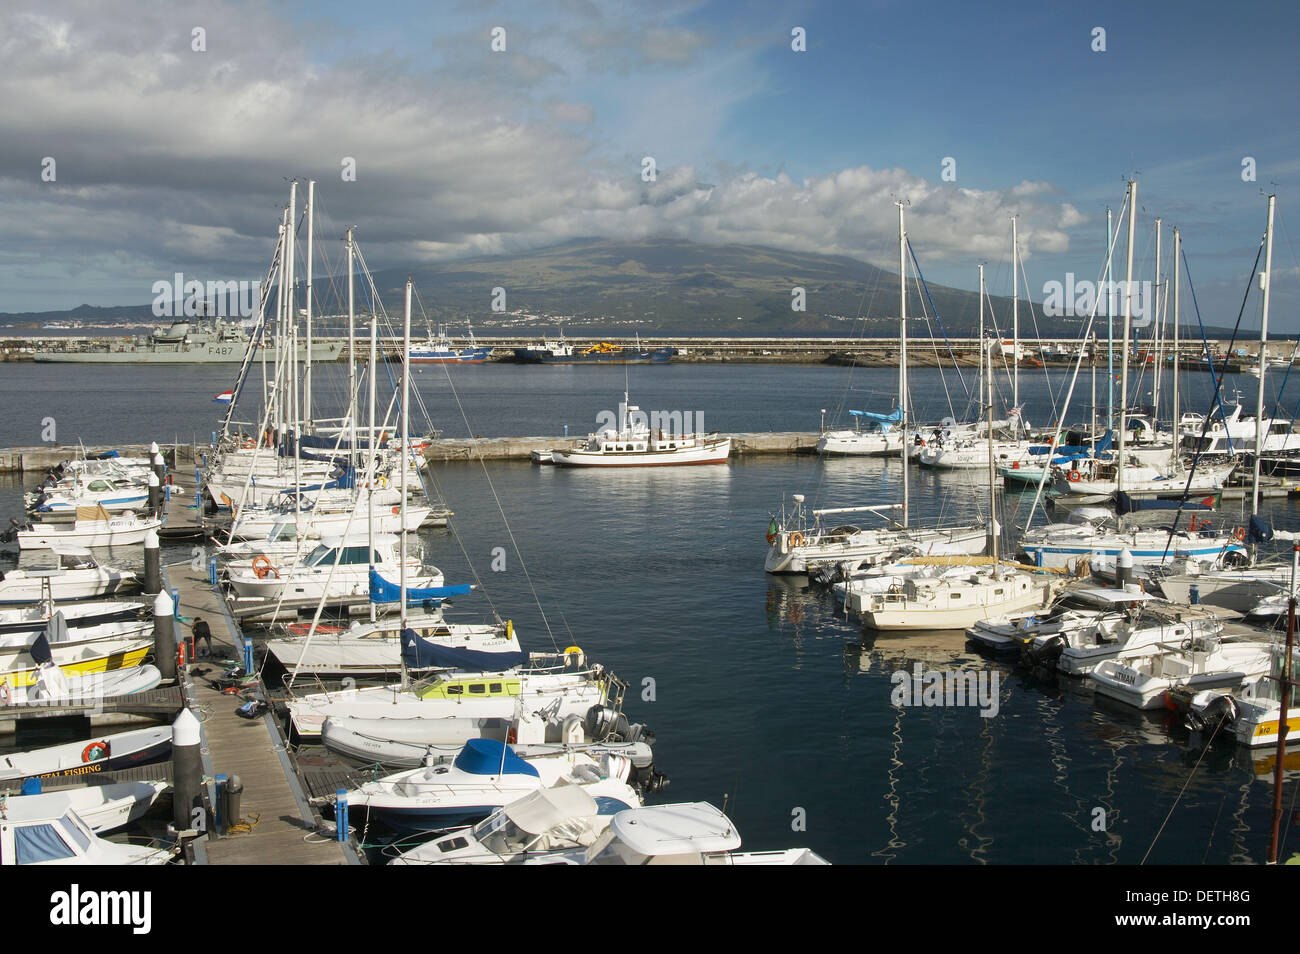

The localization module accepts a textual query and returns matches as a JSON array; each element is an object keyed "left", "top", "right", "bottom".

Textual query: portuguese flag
[{"left": 766, "top": 518, "right": 778, "bottom": 544}]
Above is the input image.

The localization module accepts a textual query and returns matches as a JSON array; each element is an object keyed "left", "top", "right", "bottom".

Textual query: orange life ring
[
  {"left": 252, "top": 554, "right": 279, "bottom": 580},
  {"left": 82, "top": 741, "right": 109, "bottom": 763},
  {"left": 1188, "top": 516, "right": 1198, "bottom": 532},
  {"left": 177, "top": 641, "right": 187, "bottom": 668},
  {"left": 1068, "top": 471, "right": 1082, "bottom": 483},
  {"left": 1235, "top": 526, "right": 1246, "bottom": 542},
  {"left": 789, "top": 531, "right": 805, "bottom": 547}
]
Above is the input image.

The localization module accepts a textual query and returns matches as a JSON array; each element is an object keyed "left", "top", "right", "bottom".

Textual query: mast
[
  {"left": 399, "top": 279, "right": 413, "bottom": 688},
  {"left": 1106, "top": 206, "right": 1115, "bottom": 437},
  {"left": 1118, "top": 180, "right": 1138, "bottom": 495},
  {"left": 898, "top": 201, "right": 909, "bottom": 528},
  {"left": 1151, "top": 219, "right": 1162, "bottom": 426},
  {"left": 983, "top": 265, "right": 996, "bottom": 561},
  {"left": 367, "top": 312, "right": 378, "bottom": 624},
  {"left": 1011, "top": 215, "right": 1020, "bottom": 419},
  {"left": 286, "top": 180, "right": 298, "bottom": 445},
  {"left": 1253, "top": 193, "right": 1276, "bottom": 518},
  {"left": 347, "top": 227, "right": 356, "bottom": 455},
  {"left": 304, "top": 180, "right": 315, "bottom": 429},
  {"left": 1172, "top": 227, "right": 1181, "bottom": 463},
  {"left": 274, "top": 209, "right": 288, "bottom": 444}
]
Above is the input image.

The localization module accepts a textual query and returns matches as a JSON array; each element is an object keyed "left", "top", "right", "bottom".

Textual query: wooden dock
[{"left": 168, "top": 559, "right": 357, "bottom": 864}]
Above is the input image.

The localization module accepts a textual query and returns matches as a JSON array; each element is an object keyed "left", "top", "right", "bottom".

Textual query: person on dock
[{"left": 191, "top": 617, "right": 213, "bottom": 658}]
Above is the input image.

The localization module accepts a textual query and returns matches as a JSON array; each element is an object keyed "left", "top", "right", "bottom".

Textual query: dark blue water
[{"left": 3, "top": 359, "right": 1300, "bottom": 864}]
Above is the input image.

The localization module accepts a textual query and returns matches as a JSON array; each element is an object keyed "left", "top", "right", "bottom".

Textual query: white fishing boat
[
  {"left": 287, "top": 654, "right": 612, "bottom": 739},
  {"left": 1175, "top": 643, "right": 1300, "bottom": 747},
  {"left": 965, "top": 586, "right": 1123, "bottom": 655},
  {"left": 1180, "top": 403, "right": 1299, "bottom": 458},
  {"left": 225, "top": 532, "right": 444, "bottom": 602},
  {"left": 0, "top": 799, "right": 172, "bottom": 865},
  {"left": 548, "top": 393, "right": 729, "bottom": 466},
  {"left": 530, "top": 801, "right": 830, "bottom": 865},
  {"left": 1046, "top": 594, "right": 1230, "bottom": 677},
  {"left": 336, "top": 738, "right": 640, "bottom": 833},
  {"left": 0, "top": 598, "right": 144, "bottom": 634},
  {"left": 817, "top": 408, "right": 905, "bottom": 456},
  {"left": 1018, "top": 508, "right": 1246, "bottom": 571},
  {"left": 860, "top": 563, "right": 1061, "bottom": 631},
  {"left": 388, "top": 786, "right": 631, "bottom": 865},
  {"left": 27, "top": 474, "right": 151, "bottom": 516},
  {"left": 17, "top": 509, "right": 161, "bottom": 550},
  {"left": 265, "top": 617, "right": 521, "bottom": 676},
  {"left": 1089, "top": 634, "right": 1278, "bottom": 710},
  {"left": 0, "top": 549, "right": 137, "bottom": 604},
  {"left": 0, "top": 725, "right": 172, "bottom": 784},
  {"left": 763, "top": 497, "right": 987, "bottom": 575},
  {"left": 5, "top": 780, "right": 168, "bottom": 833}
]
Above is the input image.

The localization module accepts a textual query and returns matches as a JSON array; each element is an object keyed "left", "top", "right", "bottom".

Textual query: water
[{"left": 3, "top": 360, "right": 1300, "bottom": 864}]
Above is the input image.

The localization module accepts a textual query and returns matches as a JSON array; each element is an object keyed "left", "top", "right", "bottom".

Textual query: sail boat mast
[
  {"left": 1252, "top": 195, "right": 1276, "bottom": 517},
  {"left": 399, "top": 279, "right": 413, "bottom": 687},
  {"left": 898, "top": 201, "right": 909, "bottom": 529},
  {"left": 1011, "top": 215, "right": 1019, "bottom": 417},
  {"left": 982, "top": 264, "right": 996, "bottom": 561},
  {"left": 1171, "top": 227, "right": 1181, "bottom": 463},
  {"left": 1117, "top": 180, "right": 1138, "bottom": 496},
  {"left": 304, "top": 179, "right": 315, "bottom": 430}
]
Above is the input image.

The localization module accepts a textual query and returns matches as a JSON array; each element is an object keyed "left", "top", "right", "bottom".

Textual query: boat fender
[{"left": 82, "top": 741, "right": 109, "bottom": 763}]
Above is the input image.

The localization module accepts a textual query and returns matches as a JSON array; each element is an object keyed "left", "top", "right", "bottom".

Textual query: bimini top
[
  {"left": 1074, "top": 586, "right": 1157, "bottom": 606},
  {"left": 609, "top": 802, "right": 742, "bottom": 856},
  {"left": 503, "top": 786, "right": 599, "bottom": 835},
  {"left": 452, "top": 738, "right": 539, "bottom": 778}
]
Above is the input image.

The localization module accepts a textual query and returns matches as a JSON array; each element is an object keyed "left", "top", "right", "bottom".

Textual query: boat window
[
  {"left": 339, "top": 546, "right": 371, "bottom": 565},
  {"left": 995, "top": 589, "right": 1004, "bottom": 596},
  {"left": 304, "top": 545, "right": 332, "bottom": 566},
  {"left": 446, "top": 684, "right": 464, "bottom": 695},
  {"left": 87, "top": 480, "right": 113, "bottom": 492},
  {"left": 468, "top": 684, "right": 486, "bottom": 694},
  {"left": 15, "top": 823, "right": 75, "bottom": 863},
  {"left": 490, "top": 683, "right": 502, "bottom": 693},
  {"left": 59, "top": 813, "right": 91, "bottom": 851},
  {"left": 951, "top": 593, "right": 961, "bottom": 599},
  {"left": 438, "top": 836, "right": 470, "bottom": 853}
]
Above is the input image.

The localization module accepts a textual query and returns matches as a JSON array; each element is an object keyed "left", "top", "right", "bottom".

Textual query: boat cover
[
  {"left": 368, "top": 570, "right": 471, "bottom": 605},
  {"left": 452, "top": 738, "right": 539, "bottom": 778},
  {"left": 400, "top": 630, "right": 526, "bottom": 671}
]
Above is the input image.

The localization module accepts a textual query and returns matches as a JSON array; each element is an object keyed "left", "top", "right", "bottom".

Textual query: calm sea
[{"left": 2, "top": 358, "right": 1299, "bottom": 864}]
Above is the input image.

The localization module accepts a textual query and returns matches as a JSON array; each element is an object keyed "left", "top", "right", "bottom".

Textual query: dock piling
[
  {"left": 171, "top": 708, "right": 204, "bottom": 839},
  {"left": 155, "top": 589, "right": 177, "bottom": 681},
  {"left": 144, "top": 528, "right": 161, "bottom": 594}
]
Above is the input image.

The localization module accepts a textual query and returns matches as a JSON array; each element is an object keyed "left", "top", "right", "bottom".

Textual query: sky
[{"left": 1, "top": 0, "right": 1297, "bottom": 328}]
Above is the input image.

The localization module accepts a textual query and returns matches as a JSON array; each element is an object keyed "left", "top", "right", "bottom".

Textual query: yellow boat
[{"left": 0, "top": 637, "right": 152, "bottom": 688}]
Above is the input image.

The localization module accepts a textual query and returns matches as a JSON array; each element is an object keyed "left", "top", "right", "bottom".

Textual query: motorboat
[
  {"left": 0, "top": 725, "right": 172, "bottom": 784},
  {"left": 0, "top": 799, "right": 172, "bottom": 865},
  {"left": 17, "top": 509, "right": 162, "bottom": 550},
  {"left": 0, "top": 549, "right": 138, "bottom": 604},
  {"left": 548, "top": 392, "right": 729, "bottom": 467}
]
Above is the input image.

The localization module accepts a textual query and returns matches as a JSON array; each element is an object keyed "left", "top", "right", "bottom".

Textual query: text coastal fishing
[{"left": 890, "top": 664, "right": 1000, "bottom": 718}]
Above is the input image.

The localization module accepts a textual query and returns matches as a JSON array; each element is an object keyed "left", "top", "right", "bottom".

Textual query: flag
[
  {"left": 766, "top": 517, "right": 778, "bottom": 544},
  {"left": 213, "top": 390, "right": 233, "bottom": 404}
]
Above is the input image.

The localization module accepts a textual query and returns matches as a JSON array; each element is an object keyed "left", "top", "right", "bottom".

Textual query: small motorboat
[
  {"left": 0, "top": 725, "right": 172, "bottom": 784},
  {"left": 0, "top": 548, "right": 138, "bottom": 604},
  {"left": 5, "top": 779, "right": 169, "bottom": 833},
  {"left": 0, "top": 798, "right": 173, "bottom": 865}
]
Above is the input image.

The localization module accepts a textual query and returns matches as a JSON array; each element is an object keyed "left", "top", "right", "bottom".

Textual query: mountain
[{"left": 0, "top": 238, "right": 1159, "bottom": 337}]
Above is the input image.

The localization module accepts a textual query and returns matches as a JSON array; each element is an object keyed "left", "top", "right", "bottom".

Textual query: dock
[{"left": 168, "top": 559, "right": 357, "bottom": 864}]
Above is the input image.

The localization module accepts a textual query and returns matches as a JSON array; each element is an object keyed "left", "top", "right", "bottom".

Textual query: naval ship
[{"left": 32, "top": 318, "right": 343, "bottom": 364}]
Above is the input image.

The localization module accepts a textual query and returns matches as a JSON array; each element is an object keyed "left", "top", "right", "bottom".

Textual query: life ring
[
  {"left": 790, "top": 531, "right": 805, "bottom": 547},
  {"left": 252, "top": 554, "right": 279, "bottom": 580},
  {"left": 1188, "top": 516, "right": 1198, "bottom": 532},
  {"left": 1235, "top": 526, "right": 1246, "bottom": 542},
  {"left": 82, "top": 741, "right": 109, "bottom": 763},
  {"left": 376, "top": 476, "right": 388, "bottom": 489},
  {"left": 563, "top": 645, "right": 584, "bottom": 666},
  {"left": 1067, "top": 471, "right": 1082, "bottom": 483},
  {"left": 177, "top": 641, "right": 187, "bottom": 668}
]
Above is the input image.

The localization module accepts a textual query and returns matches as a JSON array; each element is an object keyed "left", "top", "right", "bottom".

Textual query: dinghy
[
  {"left": 0, "top": 549, "right": 137, "bottom": 604},
  {"left": 5, "top": 780, "right": 168, "bottom": 833}
]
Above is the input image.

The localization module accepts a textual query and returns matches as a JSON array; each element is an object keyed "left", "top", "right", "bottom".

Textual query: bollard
[
  {"left": 1190, "top": 582, "right": 1200, "bottom": 605},
  {"left": 563, "top": 423, "right": 568, "bottom": 438},
  {"left": 152, "top": 451, "right": 166, "bottom": 486},
  {"left": 208, "top": 556, "right": 218, "bottom": 586},
  {"left": 154, "top": 590, "right": 177, "bottom": 681},
  {"left": 147, "top": 471, "right": 162, "bottom": 516},
  {"left": 143, "top": 529, "right": 161, "bottom": 595},
  {"left": 172, "top": 709, "right": 204, "bottom": 838},
  {"left": 227, "top": 775, "right": 243, "bottom": 828},
  {"left": 1116, "top": 549, "right": 1133, "bottom": 590},
  {"left": 336, "top": 789, "right": 348, "bottom": 842},
  {"left": 150, "top": 440, "right": 159, "bottom": 456},
  {"left": 214, "top": 774, "right": 228, "bottom": 834},
  {"left": 244, "top": 638, "right": 254, "bottom": 674}
]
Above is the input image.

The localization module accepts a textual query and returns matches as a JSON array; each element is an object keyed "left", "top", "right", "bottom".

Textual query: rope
[{"left": 1142, "top": 714, "right": 1225, "bottom": 863}]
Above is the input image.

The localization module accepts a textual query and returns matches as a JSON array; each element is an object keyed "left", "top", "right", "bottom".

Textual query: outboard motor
[
  {"left": 642, "top": 771, "right": 669, "bottom": 795},
  {"left": 1023, "top": 634, "right": 1066, "bottom": 668},
  {"left": 1185, "top": 694, "right": 1238, "bottom": 735},
  {"left": 585, "top": 704, "right": 619, "bottom": 741}
]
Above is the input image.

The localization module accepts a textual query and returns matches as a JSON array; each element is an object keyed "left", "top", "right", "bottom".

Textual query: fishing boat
[
  {"left": 965, "top": 586, "right": 1131, "bottom": 655},
  {"left": 287, "top": 652, "right": 613, "bottom": 739},
  {"left": 388, "top": 786, "right": 635, "bottom": 865},
  {"left": 859, "top": 563, "right": 1061, "bottom": 631},
  {"left": 513, "top": 333, "right": 672, "bottom": 365},
  {"left": 547, "top": 393, "right": 729, "bottom": 467},
  {"left": 17, "top": 509, "right": 162, "bottom": 550},
  {"left": 0, "top": 799, "right": 172, "bottom": 865},
  {"left": 224, "top": 533, "right": 445, "bottom": 602},
  {"left": 0, "top": 726, "right": 172, "bottom": 784},
  {"left": 333, "top": 738, "right": 640, "bottom": 833},
  {"left": 4, "top": 780, "right": 168, "bottom": 833},
  {"left": 817, "top": 408, "right": 905, "bottom": 456},
  {"left": 527, "top": 802, "right": 830, "bottom": 865},
  {"left": 409, "top": 322, "right": 490, "bottom": 364},
  {"left": 265, "top": 618, "right": 522, "bottom": 677},
  {"left": 1089, "top": 633, "right": 1278, "bottom": 710},
  {"left": 0, "top": 549, "right": 137, "bottom": 604}
]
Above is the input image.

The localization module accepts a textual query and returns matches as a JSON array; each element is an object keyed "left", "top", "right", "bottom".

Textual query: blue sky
[{"left": 0, "top": 0, "right": 1296, "bottom": 326}]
